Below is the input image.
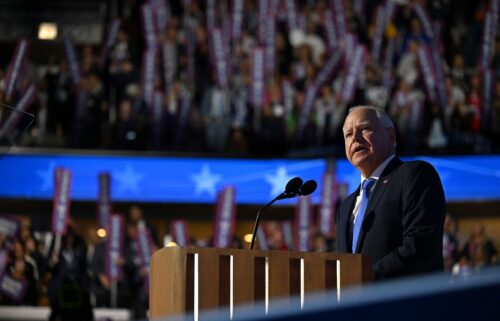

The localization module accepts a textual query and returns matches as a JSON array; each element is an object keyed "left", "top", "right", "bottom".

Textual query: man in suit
[{"left": 336, "top": 106, "right": 446, "bottom": 280}]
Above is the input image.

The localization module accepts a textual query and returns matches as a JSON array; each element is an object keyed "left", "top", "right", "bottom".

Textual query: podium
[{"left": 150, "top": 247, "right": 372, "bottom": 320}]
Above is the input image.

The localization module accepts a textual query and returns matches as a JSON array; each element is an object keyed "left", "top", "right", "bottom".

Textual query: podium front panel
[{"left": 150, "top": 247, "right": 372, "bottom": 320}]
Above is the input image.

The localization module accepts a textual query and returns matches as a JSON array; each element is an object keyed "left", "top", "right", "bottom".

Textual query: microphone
[
  {"left": 249, "top": 177, "right": 316, "bottom": 250},
  {"left": 276, "top": 177, "right": 303, "bottom": 200},
  {"left": 299, "top": 180, "right": 317, "bottom": 196}
]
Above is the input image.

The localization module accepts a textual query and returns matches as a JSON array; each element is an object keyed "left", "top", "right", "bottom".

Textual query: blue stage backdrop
[{"left": 0, "top": 153, "right": 499, "bottom": 204}]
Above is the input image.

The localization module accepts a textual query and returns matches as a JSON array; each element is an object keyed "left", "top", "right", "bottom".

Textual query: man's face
[{"left": 343, "top": 108, "right": 395, "bottom": 177}]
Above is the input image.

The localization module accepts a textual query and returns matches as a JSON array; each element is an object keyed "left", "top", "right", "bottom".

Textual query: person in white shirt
[{"left": 336, "top": 106, "right": 446, "bottom": 280}]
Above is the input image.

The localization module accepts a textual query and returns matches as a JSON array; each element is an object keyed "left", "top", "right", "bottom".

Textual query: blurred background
[{"left": 0, "top": 0, "right": 499, "bottom": 320}]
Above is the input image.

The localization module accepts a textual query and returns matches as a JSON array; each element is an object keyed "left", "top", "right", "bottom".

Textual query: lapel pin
[{"left": 383, "top": 179, "right": 388, "bottom": 184}]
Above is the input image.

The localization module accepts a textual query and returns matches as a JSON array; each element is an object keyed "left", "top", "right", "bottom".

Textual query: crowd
[
  {"left": 443, "top": 217, "right": 498, "bottom": 276},
  {"left": 0, "top": 0, "right": 499, "bottom": 156},
  {"left": 0, "top": 206, "right": 161, "bottom": 320},
  {"left": 0, "top": 206, "right": 497, "bottom": 319}
]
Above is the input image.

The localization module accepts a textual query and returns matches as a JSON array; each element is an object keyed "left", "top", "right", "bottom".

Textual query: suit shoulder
[
  {"left": 400, "top": 160, "right": 437, "bottom": 173},
  {"left": 399, "top": 160, "right": 441, "bottom": 181}
]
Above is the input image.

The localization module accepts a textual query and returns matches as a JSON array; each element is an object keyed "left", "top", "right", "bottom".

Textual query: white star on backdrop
[
  {"left": 113, "top": 165, "right": 144, "bottom": 193},
  {"left": 190, "top": 164, "right": 222, "bottom": 197},
  {"left": 36, "top": 161, "right": 56, "bottom": 191},
  {"left": 265, "top": 166, "right": 294, "bottom": 197}
]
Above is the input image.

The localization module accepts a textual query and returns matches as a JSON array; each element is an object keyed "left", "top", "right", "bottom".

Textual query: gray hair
[{"left": 348, "top": 105, "right": 395, "bottom": 129}]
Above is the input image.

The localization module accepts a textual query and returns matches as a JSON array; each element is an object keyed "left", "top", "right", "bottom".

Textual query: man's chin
[
  {"left": 351, "top": 155, "right": 373, "bottom": 170},
  {"left": 351, "top": 152, "right": 369, "bottom": 164}
]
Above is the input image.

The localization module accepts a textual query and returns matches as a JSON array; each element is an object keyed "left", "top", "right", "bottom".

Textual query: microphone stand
[
  {"left": 249, "top": 176, "right": 305, "bottom": 250},
  {"left": 250, "top": 194, "right": 284, "bottom": 250}
]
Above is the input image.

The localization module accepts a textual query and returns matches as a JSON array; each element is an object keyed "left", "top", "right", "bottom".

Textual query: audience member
[
  {"left": 47, "top": 228, "right": 93, "bottom": 321},
  {"left": 443, "top": 215, "right": 460, "bottom": 272},
  {"left": 460, "top": 224, "right": 498, "bottom": 266}
]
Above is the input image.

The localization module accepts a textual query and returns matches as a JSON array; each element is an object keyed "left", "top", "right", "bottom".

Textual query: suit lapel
[
  {"left": 355, "top": 157, "right": 403, "bottom": 253},
  {"left": 338, "top": 189, "right": 358, "bottom": 252}
]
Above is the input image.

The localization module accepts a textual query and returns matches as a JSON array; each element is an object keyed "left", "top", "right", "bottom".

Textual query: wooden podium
[{"left": 150, "top": 247, "right": 372, "bottom": 320}]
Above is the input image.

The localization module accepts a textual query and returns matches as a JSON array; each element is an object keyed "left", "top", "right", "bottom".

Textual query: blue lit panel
[
  {"left": 0, "top": 153, "right": 499, "bottom": 204},
  {"left": 0, "top": 154, "right": 325, "bottom": 204}
]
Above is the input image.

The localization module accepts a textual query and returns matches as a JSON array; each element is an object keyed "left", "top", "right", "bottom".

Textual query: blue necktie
[{"left": 352, "top": 178, "right": 376, "bottom": 253}]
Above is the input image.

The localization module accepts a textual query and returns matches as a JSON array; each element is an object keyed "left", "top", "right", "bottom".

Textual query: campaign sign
[
  {"left": 294, "top": 195, "right": 312, "bottom": 252},
  {"left": 106, "top": 214, "right": 125, "bottom": 281},
  {"left": 171, "top": 220, "right": 189, "bottom": 246},
  {"left": 51, "top": 168, "right": 72, "bottom": 235},
  {"left": 213, "top": 186, "right": 237, "bottom": 248},
  {"left": 0, "top": 214, "right": 20, "bottom": 239},
  {"left": 97, "top": 172, "right": 112, "bottom": 230},
  {"left": 0, "top": 274, "right": 27, "bottom": 303}
]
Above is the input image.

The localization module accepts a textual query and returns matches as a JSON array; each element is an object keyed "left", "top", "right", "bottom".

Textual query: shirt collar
[{"left": 360, "top": 154, "right": 395, "bottom": 183}]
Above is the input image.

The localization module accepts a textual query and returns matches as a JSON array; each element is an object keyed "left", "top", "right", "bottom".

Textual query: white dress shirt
[{"left": 352, "top": 155, "right": 395, "bottom": 221}]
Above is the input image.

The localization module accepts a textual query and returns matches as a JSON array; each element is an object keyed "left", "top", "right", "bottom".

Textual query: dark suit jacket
[{"left": 336, "top": 157, "right": 446, "bottom": 280}]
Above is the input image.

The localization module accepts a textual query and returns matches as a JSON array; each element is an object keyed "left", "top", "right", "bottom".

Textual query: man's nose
[{"left": 352, "top": 129, "right": 363, "bottom": 141}]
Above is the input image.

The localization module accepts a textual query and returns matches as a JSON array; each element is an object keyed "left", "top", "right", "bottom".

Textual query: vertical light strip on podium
[
  {"left": 194, "top": 253, "right": 199, "bottom": 321},
  {"left": 300, "top": 258, "right": 304, "bottom": 309},
  {"left": 337, "top": 260, "right": 341, "bottom": 302},
  {"left": 265, "top": 257, "right": 269, "bottom": 314},
  {"left": 230, "top": 255, "right": 234, "bottom": 320}
]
